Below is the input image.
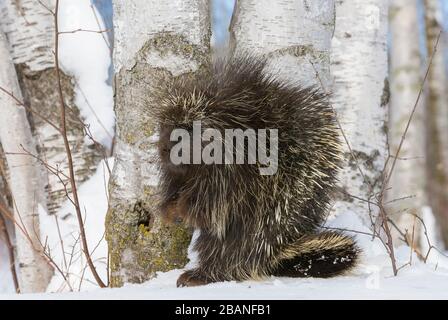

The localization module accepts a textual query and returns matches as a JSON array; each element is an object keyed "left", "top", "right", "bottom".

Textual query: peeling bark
[
  {"left": 0, "top": 0, "right": 103, "bottom": 216},
  {"left": 0, "top": 30, "right": 53, "bottom": 293},
  {"left": 0, "top": 0, "right": 54, "bottom": 71},
  {"left": 15, "top": 64, "right": 102, "bottom": 215},
  {"left": 106, "top": 0, "right": 211, "bottom": 287}
]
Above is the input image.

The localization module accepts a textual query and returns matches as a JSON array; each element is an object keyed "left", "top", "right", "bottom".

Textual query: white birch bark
[
  {"left": 230, "top": 0, "right": 335, "bottom": 88},
  {"left": 0, "top": 0, "right": 54, "bottom": 71},
  {"left": 106, "top": 0, "right": 210, "bottom": 287},
  {"left": 331, "top": 0, "right": 389, "bottom": 227},
  {"left": 387, "top": 0, "right": 426, "bottom": 247},
  {"left": 0, "top": 0, "right": 103, "bottom": 216},
  {"left": 424, "top": 0, "right": 448, "bottom": 247},
  {"left": 0, "top": 31, "right": 53, "bottom": 293}
]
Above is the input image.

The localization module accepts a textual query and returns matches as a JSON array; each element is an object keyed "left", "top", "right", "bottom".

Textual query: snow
[
  {"left": 58, "top": 0, "right": 114, "bottom": 148},
  {"left": 17, "top": 3, "right": 117, "bottom": 291},
  {"left": 1, "top": 258, "right": 448, "bottom": 300},
  {"left": 0, "top": 0, "right": 112, "bottom": 296},
  {"left": 0, "top": 229, "right": 14, "bottom": 293},
  {"left": 421, "top": 206, "right": 446, "bottom": 253},
  {"left": 1, "top": 148, "right": 447, "bottom": 298},
  {"left": 1, "top": 0, "right": 448, "bottom": 300},
  {"left": 2, "top": 195, "right": 448, "bottom": 299},
  {"left": 39, "top": 158, "right": 113, "bottom": 293}
]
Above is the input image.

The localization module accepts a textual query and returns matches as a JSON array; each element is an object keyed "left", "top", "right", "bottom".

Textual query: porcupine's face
[
  {"left": 158, "top": 124, "right": 190, "bottom": 177},
  {"left": 157, "top": 123, "right": 189, "bottom": 224}
]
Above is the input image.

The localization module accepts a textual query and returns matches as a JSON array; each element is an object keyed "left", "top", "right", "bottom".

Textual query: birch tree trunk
[
  {"left": 424, "top": 0, "right": 448, "bottom": 247},
  {"left": 0, "top": 0, "right": 102, "bottom": 216},
  {"left": 0, "top": 31, "right": 53, "bottom": 293},
  {"left": 0, "top": 142, "right": 19, "bottom": 293},
  {"left": 106, "top": 0, "right": 211, "bottom": 287},
  {"left": 387, "top": 0, "right": 425, "bottom": 247},
  {"left": 230, "top": 0, "right": 335, "bottom": 88},
  {"left": 331, "top": 0, "right": 389, "bottom": 227}
]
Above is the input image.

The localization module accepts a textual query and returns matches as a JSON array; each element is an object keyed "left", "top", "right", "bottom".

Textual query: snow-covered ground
[
  {"left": 2, "top": 157, "right": 447, "bottom": 299},
  {"left": 1, "top": 0, "right": 448, "bottom": 300},
  {"left": 1, "top": 259, "right": 448, "bottom": 300},
  {"left": 1, "top": 193, "right": 448, "bottom": 299}
]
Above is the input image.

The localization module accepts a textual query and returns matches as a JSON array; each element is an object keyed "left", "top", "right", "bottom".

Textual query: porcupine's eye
[
  {"left": 158, "top": 128, "right": 191, "bottom": 177},
  {"left": 161, "top": 141, "right": 176, "bottom": 161},
  {"left": 161, "top": 144, "right": 170, "bottom": 154}
]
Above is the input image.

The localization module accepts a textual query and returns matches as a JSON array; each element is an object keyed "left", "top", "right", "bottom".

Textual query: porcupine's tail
[{"left": 273, "top": 231, "right": 361, "bottom": 278}]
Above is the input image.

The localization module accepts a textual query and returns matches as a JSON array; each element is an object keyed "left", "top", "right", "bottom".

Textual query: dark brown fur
[{"left": 152, "top": 54, "right": 360, "bottom": 287}]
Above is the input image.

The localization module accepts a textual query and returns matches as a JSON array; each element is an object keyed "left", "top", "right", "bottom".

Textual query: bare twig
[
  {"left": 54, "top": 215, "right": 68, "bottom": 271},
  {"left": 376, "top": 30, "right": 442, "bottom": 276},
  {"left": 0, "top": 210, "right": 20, "bottom": 293},
  {"left": 383, "top": 30, "right": 442, "bottom": 191},
  {"left": 0, "top": 196, "right": 76, "bottom": 291},
  {"left": 90, "top": 4, "right": 113, "bottom": 52},
  {"left": 412, "top": 214, "right": 448, "bottom": 262},
  {"left": 0, "top": 87, "right": 61, "bottom": 133},
  {"left": 309, "top": 57, "right": 398, "bottom": 275},
  {"left": 322, "top": 226, "right": 375, "bottom": 238},
  {"left": 309, "top": 32, "right": 444, "bottom": 276},
  {"left": 308, "top": 60, "right": 371, "bottom": 191},
  {"left": 58, "top": 28, "right": 111, "bottom": 35},
  {"left": 53, "top": 0, "right": 105, "bottom": 288},
  {"left": 34, "top": 232, "right": 74, "bottom": 292},
  {"left": 37, "top": 0, "right": 54, "bottom": 15},
  {"left": 384, "top": 194, "right": 416, "bottom": 205}
]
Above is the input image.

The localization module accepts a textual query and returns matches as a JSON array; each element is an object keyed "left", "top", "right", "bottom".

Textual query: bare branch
[
  {"left": 0, "top": 209, "right": 20, "bottom": 293},
  {"left": 52, "top": 0, "right": 106, "bottom": 288},
  {"left": 58, "top": 28, "right": 111, "bottom": 35}
]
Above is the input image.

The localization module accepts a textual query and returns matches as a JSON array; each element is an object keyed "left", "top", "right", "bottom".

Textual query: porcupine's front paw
[{"left": 177, "top": 270, "right": 212, "bottom": 287}]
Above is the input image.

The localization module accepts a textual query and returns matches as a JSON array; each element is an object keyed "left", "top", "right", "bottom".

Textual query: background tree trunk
[
  {"left": 230, "top": 0, "right": 335, "bottom": 88},
  {"left": 424, "top": 0, "right": 448, "bottom": 248},
  {"left": 0, "top": 142, "right": 20, "bottom": 293},
  {"left": 106, "top": 0, "right": 211, "bottom": 287},
  {"left": 0, "top": 31, "right": 53, "bottom": 293},
  {"left": 387, "top": 0, "right": 426, "bottom": 248},
  {"left": 0, "top": 0, "right": 103, "bottom": 216},
  {"left": 331, "top": 0, "right": 389, "bottom": 227}
]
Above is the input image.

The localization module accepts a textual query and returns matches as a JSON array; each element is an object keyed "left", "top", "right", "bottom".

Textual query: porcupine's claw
[{"left": 177, "top": 270, "right": 211, "bottom": 287}]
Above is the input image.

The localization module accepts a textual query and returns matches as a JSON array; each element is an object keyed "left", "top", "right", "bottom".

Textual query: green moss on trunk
[{"left": 106, "top": 32, "right": 210, "bottom": 287}]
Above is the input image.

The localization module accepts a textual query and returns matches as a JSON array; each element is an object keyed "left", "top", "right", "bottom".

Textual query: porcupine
[{"left": 153, "top": 54, "right": 360, "bottom": 287}]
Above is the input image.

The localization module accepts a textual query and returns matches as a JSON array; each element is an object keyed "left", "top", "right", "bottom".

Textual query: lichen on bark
[{"left": 106, "top": 17, "right": 210, "bottom": 286}]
